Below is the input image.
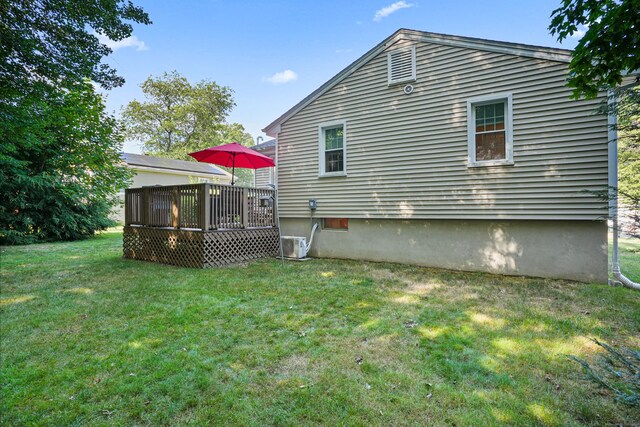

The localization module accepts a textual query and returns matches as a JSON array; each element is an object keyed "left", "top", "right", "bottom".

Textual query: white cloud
[
  {"left": 373, "top": 1, "right": 414, "bottom": 22},
  {"left": 263, "top": 70, "right": 298, "bottom": 84},
  {"left": 570, "top": 25, "right": 589, "bottom": 38},
  {"left": 96, "top": 33, "right": 148, "bottom": 51}
]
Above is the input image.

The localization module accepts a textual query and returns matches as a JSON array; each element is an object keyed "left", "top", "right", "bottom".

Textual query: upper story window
[
  {"left": 387, "top": 46, "right": 416, "bottom": 85},
  {"left": 318, "top": 120, "right": 347, "bottom": 176},
  {"left": 467, "top": 93, "right": 513, "bottom": 167}
]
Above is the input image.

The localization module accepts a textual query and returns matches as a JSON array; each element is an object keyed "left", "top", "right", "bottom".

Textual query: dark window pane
[
  {"left": 476, "top": 133, "right": 487, "bottom": 160},
  {"left": 475, "top": 102, "right": 505, "bottom": 129},
  {"left": 325, "top": 150, "right": 343, "bottom": 173},
  {"left": 324, "top": 127, "right": 343, "bottom": 151},
  {"left": 475, "top": 106, "right": 484, "bottom": 120},
  {"left": 486, "top": 103, "right": 494, "bottom": 118},
  {"left": 476, "top": 131, "right": 506, "bottom": 161}
]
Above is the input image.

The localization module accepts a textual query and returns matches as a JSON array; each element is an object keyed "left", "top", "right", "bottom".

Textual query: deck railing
[{"left": 124, "top": 183, "right": 276, "bottom": 230}]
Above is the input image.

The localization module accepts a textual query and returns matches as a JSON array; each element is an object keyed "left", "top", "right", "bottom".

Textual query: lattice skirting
[{"left": 123, "top": 226, "right": 280, "bottom": 268}]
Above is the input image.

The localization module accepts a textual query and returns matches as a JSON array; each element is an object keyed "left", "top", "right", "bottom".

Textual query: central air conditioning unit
[{"left": 281, "top": 236, "right": 307, "bottom": 259}]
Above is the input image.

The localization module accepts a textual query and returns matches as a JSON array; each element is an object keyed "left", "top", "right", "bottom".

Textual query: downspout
[{"left": 608, "top": 91, "right": 640, "bottom": 290}]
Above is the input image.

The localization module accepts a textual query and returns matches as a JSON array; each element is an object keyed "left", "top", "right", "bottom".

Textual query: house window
[
  {"left": 467, "top": 93, "right": 513, "bottom": 167},
  {"left": 324, "top": 218, "right": 348, "bottom": 230},
  {"left": 318, "top": 120, "right": 347, "bottom": 176}
]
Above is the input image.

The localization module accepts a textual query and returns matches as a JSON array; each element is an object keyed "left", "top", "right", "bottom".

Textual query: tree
[
  {"left": 1, "top": 0, "right": 150, "bottom": 94},
  {"left": 613, "top": 87, "right": 640, "bottom": 236},
  {"left": 549, "top": 0, "right": 640, "bottom": 99},
  {"left": 0, "top": 82, "right": 132, "bottom": 244},
  {"left": 121, "top": 71, "right": 236, "bottom": 155},
  {"left": 616, "top": 88, "right": 640, "bottom": 204},
  {"left": 0, "top": 1, "right": 150, "bottom": 244},
  {"left": 122, "top": 71, "right": 259, "bottom": 186},
  {"left": 549, "top": 0, "right": 640, "bottom": 235}
]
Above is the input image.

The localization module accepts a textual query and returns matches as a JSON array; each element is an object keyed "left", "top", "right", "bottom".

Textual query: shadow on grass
[{"left": 1, "top": 233, "right": 639, "bottom": 425}]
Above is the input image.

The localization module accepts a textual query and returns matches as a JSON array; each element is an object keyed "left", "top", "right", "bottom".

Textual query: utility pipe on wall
[{"left": 608, "top": 91, "right": 640, "bottom": 290}]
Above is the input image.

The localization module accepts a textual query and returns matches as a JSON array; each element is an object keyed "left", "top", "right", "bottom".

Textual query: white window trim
[
  {"left": 467, "top": 93, "right": 514, "bottom": 168},
  {"left": 318, "top": 120, "right": 347, "bottom": 177},
  {"left": 387, "top": 46, "right": 417, "bottom": 85}
]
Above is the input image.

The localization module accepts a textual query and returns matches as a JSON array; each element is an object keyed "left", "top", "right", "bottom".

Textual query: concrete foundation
[{"left": 281, "top": 218, "right": 608, "bottom": 283}]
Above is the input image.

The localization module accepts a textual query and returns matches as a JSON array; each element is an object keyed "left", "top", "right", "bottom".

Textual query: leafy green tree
[
  {"left": 1, "top": 0, "right": 150, "bottom": 94},
  {"left": 616, "top": 88, "right": 640, "bottom": 198},
  {"left": 615, "top": 87, "right": 640, "bottom": 236},
  {"left": 549, "top": 0, "right": 640, "bottom": 235},
  {"left": 0, "top": 1, "right": 150, "bottom": 244},
  {"left": 549, "top": 0, "right": 639, "bottom": 99},
  {"left": 0, "top": 82, "right": 132, "bottom": 244},
  {"left": 122, "top": 71, "right": 259, "bottom": 186},
  {"left": 121, "top": 71, "right": 236, "bottom": 155}
]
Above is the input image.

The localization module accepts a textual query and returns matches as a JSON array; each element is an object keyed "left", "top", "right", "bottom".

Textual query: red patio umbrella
[{"left": 188, "top": 142, "right": 275, "bottom": 185}]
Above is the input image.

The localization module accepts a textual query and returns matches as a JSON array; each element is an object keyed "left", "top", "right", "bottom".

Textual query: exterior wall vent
[{"left": 387, "top": 46, "right": 416, "bottom": 85}]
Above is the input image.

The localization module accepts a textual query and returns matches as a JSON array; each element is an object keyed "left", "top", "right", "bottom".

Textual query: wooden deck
[{"left": 123, "top": 183, "right": 279, "bottom": 267}]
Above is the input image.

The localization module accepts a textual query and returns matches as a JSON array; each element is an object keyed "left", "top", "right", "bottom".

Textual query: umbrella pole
[{"left": 231, "top": 154, "right": 236, "bottom": 186}]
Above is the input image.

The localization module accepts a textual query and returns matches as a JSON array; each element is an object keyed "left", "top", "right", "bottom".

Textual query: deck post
[
  {"left": 142, "top": 187, "right": 150, "bottom": 226},
  {"left": 200, "top": 184, "right": 211, "bottom": 231},
  {"left": 124, "top": 189, "right": 130, "bottom": 226},
  {"left": 242, "top": 188, "right": 249, "bottom": 228},
  {"left": 272, "top": 189, "right": 278, "bottom": 227},
  {"left": 171, "top": 187, "right": 179, "bottom": 228}
]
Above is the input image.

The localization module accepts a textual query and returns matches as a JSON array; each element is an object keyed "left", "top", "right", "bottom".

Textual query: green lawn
[
  {"left": 617, "top": 237, "right": 640, "bottom": 283},
  {"left": 1, "top": 231, "right": 639, "bottom": 426}
]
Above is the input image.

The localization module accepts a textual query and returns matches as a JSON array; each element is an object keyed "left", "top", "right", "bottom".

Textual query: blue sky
[{"left": 102, "top": 1, "right": 583, "bottom": 153}]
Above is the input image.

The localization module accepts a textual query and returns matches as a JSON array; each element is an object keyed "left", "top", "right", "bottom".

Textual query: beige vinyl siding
[
  {"left": 254, "top": 167, "right": 274, "bottom": 188},
  {"left": 275, "top": 39, "right": 608, "bottom": 220}
]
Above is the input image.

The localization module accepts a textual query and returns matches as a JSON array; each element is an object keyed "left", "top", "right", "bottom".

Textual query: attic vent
[{"left": 387, "top": 46, "right": 416, "bottom": 85}]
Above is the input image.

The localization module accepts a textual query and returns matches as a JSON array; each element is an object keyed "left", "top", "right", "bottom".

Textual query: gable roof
[
  {"left": 250, "top": 139, "right": 276, "bottom": 151},
  {"left": 122, "top": 152, "right": 230, "bottom": 176},
  {"left": 262, "top": 28, "right": 573, "bottom": 137}
]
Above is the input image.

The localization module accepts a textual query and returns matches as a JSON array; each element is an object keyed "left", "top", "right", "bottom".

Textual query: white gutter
[{"left": 608, "top": 91, "right": 640, "bottom": 290}]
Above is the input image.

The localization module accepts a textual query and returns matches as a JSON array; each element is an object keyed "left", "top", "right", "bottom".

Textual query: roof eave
[{"left": 127, "top": 163, "right": 229, "bottom": 176}]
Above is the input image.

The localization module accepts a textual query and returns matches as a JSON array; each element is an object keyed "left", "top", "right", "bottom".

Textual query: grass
[
  {"left": 617, "top": 237, "right": 640, "bottom": 283},
  {"left": 1, "top": 231, "right": 639, "bottom": 426}
]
